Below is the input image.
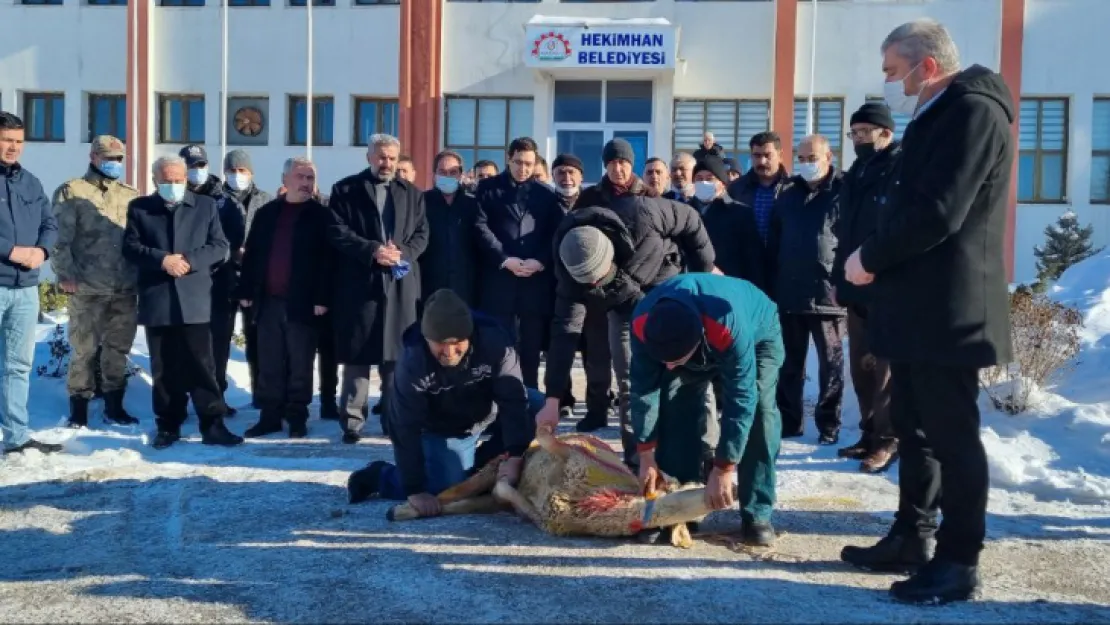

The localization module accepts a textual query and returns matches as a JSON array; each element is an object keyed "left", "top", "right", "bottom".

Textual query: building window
[
  {"left": 353, "top": 0, "right": 399, "bottom": 4},
  {"left": 353, "top": 98, "right": 399, "bottom": 145},
  {"left": 793, "top": 98, "right": 844, "bottom": 165},
  {"left": 22, "top": 93, "right": 65, "bottom": 142},
  {"left": 158, "top": 94, "right": 205, "bottom": 144},
  {"left": 88, "top": 94, "right": 127, "bottom": 142},
  {"left": 444, "top": 96, "right": 533, "bottom": 169},
  {"left": 159, "top": 0, "right": 204, "bottom": 4},
  {"left": 229, "top": 0, "right": 269, "bottom": 5},
  {"left": 863, "top": 97, "right": 911, "bottom": 141},
  {"left": 1018, "top": 98, "right": 1068, "bottom": 203},
  {"left": 88, "top": 0, "right": 127, "bottom": 5},
  {"left": 288, "top": 0, "right": 334, "bottom": 5},
  {"left": 673, "top": 99, "right": 770, "bottom": 171},
  {"left": 1090, "top": 99, "right": 1110, "bottom": 204},
  {"left": 288, "top": 96, "right": 334, "bottom": 146},
  {"left": 20, "top": 0, "right": 64, "bottom": 5}
]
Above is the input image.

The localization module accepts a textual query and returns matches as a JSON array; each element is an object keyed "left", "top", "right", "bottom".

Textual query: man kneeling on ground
[
  {"left": 631, "top": 273, "right": 784, "bottom": 547},
  {"left": 347, "top": 289, "right": 540, "bottom": 515}
]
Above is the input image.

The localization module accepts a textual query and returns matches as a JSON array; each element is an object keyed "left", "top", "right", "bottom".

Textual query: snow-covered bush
[
  {"left": 1033, "top": 210, "right": 1102, "bottom": 291},
  {"left": 38, "top": 281, "right": 68, "bottom": 314},
  {"left": 980, "top": 287, "right": 1083, "bottom": 414}
]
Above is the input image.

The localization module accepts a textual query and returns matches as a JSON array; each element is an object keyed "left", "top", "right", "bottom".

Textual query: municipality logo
[{"left": 532, "top": 31, "right": 572, "bottom": 62}]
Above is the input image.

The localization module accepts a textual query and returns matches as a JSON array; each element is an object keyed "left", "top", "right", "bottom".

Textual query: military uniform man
[{"left": 52, "top": 135, "right": 141, "bottom": 428}]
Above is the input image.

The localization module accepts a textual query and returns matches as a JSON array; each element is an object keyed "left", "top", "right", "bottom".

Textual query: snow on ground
[{"left": 1, "top": 299, "right": 1109, "bottom": 622}]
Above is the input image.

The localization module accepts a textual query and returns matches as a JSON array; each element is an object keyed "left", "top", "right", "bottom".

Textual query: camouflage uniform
[{"left": 52, "top": 137, "right": 140, "bottom": 401}]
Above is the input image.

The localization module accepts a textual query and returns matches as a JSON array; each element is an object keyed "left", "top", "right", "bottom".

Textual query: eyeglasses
[{"left": 846, "top": 128, "right": 881, "bottom": 140}]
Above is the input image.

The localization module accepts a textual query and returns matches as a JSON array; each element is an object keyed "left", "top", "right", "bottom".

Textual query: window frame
[
  {"left": 287, "top": 0, "right": 335, "bottom": 6},
  {"left": 87, "top": 0, "right": 128, "bottom": 5},
  {"left": 20, "top": 0, "right": 64, "bottom": 5},
  {"left": 443, "top": 95, "right": 534, "bottom": 164},
  {"left": 228, "top": 0, "right": 270, "bottom": 5},
  {"left": 157, "top": 94, "right": 205, "bottom": 144},
  {"left": 672, "top": 98, "right": 771, "bottom": 170},
  {"left": 22, "top": 92, "right": 66, "bottom": 143},
  {"left": 87, "top": 93, "right": 127, "bottom": 142},
  {"left": 793, "top": 96, "right": 845, "bottom": 165},
  {"left": 158, "top": 0, "right": 205, "bottom": 5},
  {"left": 352, "top": 97, "right": 399, "bottom": 146},
  {"left": 1019, "top": 96, "right": 1070, "bottom": 205},
  {"left": 1090, "top": 97, "right": 1110, "bottom": 205},
  {"left": 353, "top": 0, "right": 399, "bottom": 4},
  {"left": 287, "top": 95, "right": 335, "bottom": 147}
]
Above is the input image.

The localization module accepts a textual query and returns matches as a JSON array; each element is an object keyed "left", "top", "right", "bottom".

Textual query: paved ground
[{"left": 1, "top": 374, "right": 1109, "bottom": 624}]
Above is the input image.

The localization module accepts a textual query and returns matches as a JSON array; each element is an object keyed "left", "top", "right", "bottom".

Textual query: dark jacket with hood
[
  {"left": 421, "top": 188, "right": 480, "bottom": 307},
  {"left": 767, "top": 168, "right": 846, "bottom": 316},
  {"left": 391, "top": 314, "right": 535, "bottom": 496},
  {"left": 473, "top": 171, "right": 564, "bottom": 317},
  {"left": 693, "top": 142, "right": 725, "bottom": 162},
  {"left": 858, "top": 65, "right": 1015, "bottom": 367},
  {"left": 215, "top": 181, "right": 271, "bottom": 305},
  {"left": 831, "top": 140, "right": 902, "bottom": 311},
  {"left": 701, "top": 194, "right": 767, "bottom": 293},
  {"left": 543, "top": 175, "right": 715, "bottom": 398}
]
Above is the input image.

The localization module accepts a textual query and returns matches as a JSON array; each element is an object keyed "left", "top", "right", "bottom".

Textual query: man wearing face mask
[
  {"left": 840, "top": 19, "right": 1015, "bottom": 605},
  {"left": 123, "top": 155, "right": 241, "bottom": 450},
  {"left": 767, "top": 134, "right": 846, "bottom": 445},
  {"left": 665, "top": 152, "right": 696, "bottom": 204},
  {"left": 51, "top": 135, "right": 141, "bottom": 428},
  {"left": 831, "top": 103, "right": 902, "bottom": 474},
  {"left": 693, "top": 155, "right": 766, "bottom": 291},
  {"left": 728, "top": 133, "right": 790, "bottom": 245},
  {"left": 421, "top": 150, "right": 479, "bottom": 307}
]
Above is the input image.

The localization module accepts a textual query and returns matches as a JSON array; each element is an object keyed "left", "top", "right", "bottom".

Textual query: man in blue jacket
[
  {"left": 346, "top": 288, "right": 541, "bottom": 516},
  {"left": 630, "top": 273, "right": 783, "bottom": 546},
  {"left": 0, "top": 112, "right": 61, "bottom": 455}
]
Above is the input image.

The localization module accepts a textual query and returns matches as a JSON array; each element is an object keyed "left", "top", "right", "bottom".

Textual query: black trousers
[
  {"left": 243, "top": 306, "right": 260, "bottom": 406},
  {"left": 210, "top": 302, "right": 238, "bottom": 394},
  {"left": 146, "top": 323, "right": 225, "bottom": 433},
  {"left": 316, "top": 311, "right": 339, "bottom": 403},
  {"left": 579, "top": 300, "right": 613, "bottom": 416},
  {"left": 890, "top": 362, "right": 986, "bottom": 566},
  {"left": 254, "top": 297, "right": 317, "bottom": 423},
  {"left": 496, "top": 313, "right": 548, "bottom": 390},
  {"left": 777, "top": 313, "right": 845, "bottom": 436}
]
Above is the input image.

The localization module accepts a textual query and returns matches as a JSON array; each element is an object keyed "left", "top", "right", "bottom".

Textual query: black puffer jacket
[
  {"left": 543, "top": 176, "right": 715, "bottom": 398},
  {"left": 767, "top": 168, "right": 846, "bottom": 316}
]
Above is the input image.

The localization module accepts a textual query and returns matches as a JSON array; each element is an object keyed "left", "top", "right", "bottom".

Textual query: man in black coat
[
  {"left": 473, "top": 136, "right": 563, "bottom": 391},
  {"left": 841, "top": 19, "right": 1015, "bottom": 604},
  {"left": 420, "top": 150, "right": 479, "bottom": 307},
  {"left": 767, "top": 134, "right": 846, "bottom": 445},
  {"left": 327, "top": 133, "right": 429, "bottom": 444},
  {"left": 831, "top": 103, "right": 903, "bottom": 473},
  {"left": 237, "top": 158, "right": 333, "bottom": 439},
  {"left": 693, "top": 155, "right": 766, "bottom": 291},
  {"left": 122, "top": 155, "right": 242, "bottom": 450},
  {"left": 727, "top": 132, "right": 790, "bottom": 245},
  {"left": 346, "top": 289, "right": 540, "bottom": 515},
  {"left": 535, "top": 139, "right": 717, "bottom": 467}
]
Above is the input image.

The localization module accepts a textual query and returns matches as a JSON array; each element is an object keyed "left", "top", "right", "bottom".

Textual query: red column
[
  {"left": 398, "top": 0, "right": 443, "bottom": 190},
  {"left": 999, "top": 0, "right": 1026, "bottom": 282},
  {"left": 126, "top": 0, "right": 151, "bottom": 194},
  {"left": 772, "top": 0, "right": 798, "bottom": 165}
]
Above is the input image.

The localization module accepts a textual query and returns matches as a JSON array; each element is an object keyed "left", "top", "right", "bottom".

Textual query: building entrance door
[{"left": 550, "top": 80, "right": 653, "bottom": 184}]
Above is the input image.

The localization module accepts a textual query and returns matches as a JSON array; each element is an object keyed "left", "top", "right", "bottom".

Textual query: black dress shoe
[
  {"left": 342, "top": 431, "right": 361, "bottom": 444},
  {"left": 818, "top": 431, "right": 840, "bottom": 445},
  {"left": 4, "top": 439, "right": 64, "bottom": 455},
  {"left": 152, "top": 430, "right": 180, "bottom": 450},
  {"left": 202, "top": 420, "right": 244, "bottom": 446},
  {"left": 575, "top": 412, "right": 608, "bottom": 433},
  {"left": 890, "top": 559, "right": 981, "bottom": 605},
  {"left": 245, "top": 421, "right": 283, "bottom": 438},
  {"left": 837, "top": 435, "right": 870, "bottom": 459},
  {"left": 288, "top": 422, "right": 308, "bottom": 438},
  {"left": 741, "top": 521, "right": 776, "bottom": 547},
  {"left": 841, "top": 533, "right": 934, "bottom": 574}
]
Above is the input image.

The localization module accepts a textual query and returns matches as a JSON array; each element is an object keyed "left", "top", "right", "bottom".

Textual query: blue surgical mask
[
  {"left": 98, "top": 160, "right": 123, "bottom": 180},
  {"left": 187, "top": 167, "right": 208, "bottom": 185},
  {"left": 157, "top": 182, "right": 187, "bottom": 204},
  {"left": 434, "top": 175, "right": 460, "bottom": 195},
  {"left": 797, "top": 162, "right": 823, "bottom": 182}
]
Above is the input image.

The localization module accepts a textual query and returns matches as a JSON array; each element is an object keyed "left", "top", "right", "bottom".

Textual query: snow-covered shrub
[
  {"left": 38, "top": 281, "right": 68, "bottom": 314},
  {"left": 981, "top": 287, "right": 1083, "bottom": 414}
]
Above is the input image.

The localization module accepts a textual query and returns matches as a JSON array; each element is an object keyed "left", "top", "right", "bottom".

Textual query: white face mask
[
  {"left": 557, "top": 184, "right": 579, "bottom": 197},
  {"left": 227, "top": 172, "right": 251, "bottom": 191},
  {"left": 883, "top": 63, "right": 923, "bottom": 116},
  {"left": 693, "top": 181, "right": 718, "bottom": 202},
  {"left": 797, "top": 162, "right": 823, "bottom": 182},
  {"left": 187, "top": 167, "right": 208, "bottom": 185}
]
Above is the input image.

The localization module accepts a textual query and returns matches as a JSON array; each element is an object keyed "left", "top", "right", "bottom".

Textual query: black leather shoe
[
  {"left": 841, "top": 533, "right": 934, "bottom": 574},
  {"left": 342, "top": 431, "right": 361, "bottom": 444},
  {"left": 575, "top": 412, "right": 608, "bottom": 433},
  {"left": 245, "top": 421, "right": 283, "bottom": 438},
  {"left": 890, "top": 559, "right": 981, "bottom": 605},
  {"left": 4, "top": 439, "right": 64, "bottom": 454},
  {"left": 741, "top": 521, "right": 776, "bottom": 547},
  {"left": 288, "top": 422, "right": 308, "bottom": 438},
  {"left": 837, "top": 435, "right": 870, "bottom": 459},
  {"left": 818, "top": 431, "right": 840, "bottom": 445},
  {"left": 202, "top": 420, "right": 244, "bottom": 446},
  {"left": 151, "top": 430, "right": 180, "bottom": 450}
]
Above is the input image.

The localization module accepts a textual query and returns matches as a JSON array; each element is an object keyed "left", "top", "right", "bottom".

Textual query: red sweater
[{"left": 265, "top": 201, "right": 304, "bottom": 296}]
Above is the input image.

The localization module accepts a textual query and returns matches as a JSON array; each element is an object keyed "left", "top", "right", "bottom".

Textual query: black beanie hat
[
  {"left": 694, "top": 155, "right": 730, "bottom": 186},
  {"left": 602, "top": 138, "right": 635, "bottom": 166},
  {"left": 850, "top": 102, "right": 895, "bottom": 131},
  {"left": 421, "top": 289, "right": 474, "bottom": 342},
  {"left": 641, "top": 299, "right": 703, "bottom": 363},
  {"left": 552, "top": 153, "right": 584, "bottom": 174}
]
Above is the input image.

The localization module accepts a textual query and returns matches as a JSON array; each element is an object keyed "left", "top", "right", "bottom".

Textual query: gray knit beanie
[
  {"left": 224, "top": 149, "right": 253, "bottom": 173},
  {"left": 559, "top": 226, "right": 615, "bottom": 284},
  {"left": 421, "top": 289, "right": 474, "bottom": 342}
]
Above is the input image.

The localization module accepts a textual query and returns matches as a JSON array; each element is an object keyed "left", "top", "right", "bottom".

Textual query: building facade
[{"left": 1, "top": 0, "right": 1107, "bottom": 283}]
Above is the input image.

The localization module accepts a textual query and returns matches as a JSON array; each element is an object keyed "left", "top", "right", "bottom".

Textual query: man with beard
[
  {"left": 535, "top": 138, "right": 716, "bottom": 467},
  {"left": 345, "top": 289, "right": 540, "bottom": 515},
  {"left": 327, "top": 133, "right": 429, "bottom": 443},
  {"left": 727, "top": 132, "right": 790, "bottom": 245}
]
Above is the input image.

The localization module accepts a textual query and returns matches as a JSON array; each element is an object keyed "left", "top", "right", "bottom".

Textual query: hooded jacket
[
  {"left": 390, "top": 314, "right": 534, "bottom": 496},
  {"left": 858, "top": 64, "right": 1015, "bottom": 367}
]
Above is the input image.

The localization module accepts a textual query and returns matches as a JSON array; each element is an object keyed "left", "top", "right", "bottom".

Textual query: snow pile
[{"left": 979, "top": 252, "right": 1110, "bottom": 503}]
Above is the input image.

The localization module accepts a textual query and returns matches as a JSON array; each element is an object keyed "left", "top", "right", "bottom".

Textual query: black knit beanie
[
  {"left": 421, "top": 289, "right": 474, "bottom": 342},
  {"left": 552, "top": 153, "right": 584, "bottom": 174},
  {"left": 850, "top": 102, "right": 895, "bottom": 131},
  {"left": 641, "top": 299, "right": 703, "bottom": 363},
  {"left": 694, "top": 155, "right": 730, "bottom": 186},
  {"left": 602, "top": 138, "right": 635, "bottom": 166}
]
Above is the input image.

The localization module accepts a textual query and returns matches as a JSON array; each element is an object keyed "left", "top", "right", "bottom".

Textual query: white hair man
[
  {"left": 122, "top": 155, "right": 241, "bottom": 450},
  {"left": 325, "top": 133, "right": 429, "bottom": 444},
  {"left": 841, "top": 18, "right": 1015, "bottom": 605}
]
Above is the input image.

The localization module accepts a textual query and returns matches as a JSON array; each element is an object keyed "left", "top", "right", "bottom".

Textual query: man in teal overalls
[{"left": 630, "top": 273, "right": 784, "bottom": 546}]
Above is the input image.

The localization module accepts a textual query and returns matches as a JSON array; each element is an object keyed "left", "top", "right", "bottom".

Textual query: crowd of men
[{"left": 0, "top": 18, "right": 1013, "bottom": 606}]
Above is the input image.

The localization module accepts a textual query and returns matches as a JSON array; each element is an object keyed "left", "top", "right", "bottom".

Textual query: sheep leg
[
  {"left": 493, "top": 479, "right": 545, "bottom": 527},
  {"left": 386, "top": 495, "right": 506, "bottom": 522}
]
